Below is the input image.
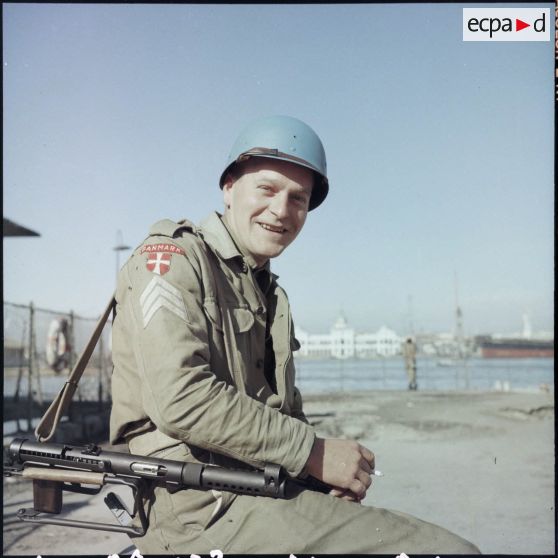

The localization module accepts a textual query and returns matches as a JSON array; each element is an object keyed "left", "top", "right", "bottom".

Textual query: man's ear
[{"left": 222, "top": 174, "right": 234, "bottom": 207}]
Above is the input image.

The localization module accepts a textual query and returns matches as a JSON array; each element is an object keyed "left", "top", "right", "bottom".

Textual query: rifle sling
[{"left": 34, "top": 295, "right": 116, "bottom": 442}]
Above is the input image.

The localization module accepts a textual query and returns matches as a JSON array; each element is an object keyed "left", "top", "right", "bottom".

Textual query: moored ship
[{"left": 476, "top": 337, "right": 554, "bottom": 358}]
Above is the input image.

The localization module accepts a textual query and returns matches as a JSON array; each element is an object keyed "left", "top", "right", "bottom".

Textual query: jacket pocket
[
  {"left": 229, "top": 306, "right": 255, "bottom": 333},
  {"left": 204, "top": 301, "right": 255, "bottom": 333}
]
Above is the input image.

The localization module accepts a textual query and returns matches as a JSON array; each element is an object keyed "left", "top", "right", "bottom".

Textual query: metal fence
[{"left": 3, "top": 301, "right": 112, "bottom": 429}]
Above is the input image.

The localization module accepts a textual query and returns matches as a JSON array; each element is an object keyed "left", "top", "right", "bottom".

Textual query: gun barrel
[{"left": 199, "top": 463, "right": 285, "bottom": 498}]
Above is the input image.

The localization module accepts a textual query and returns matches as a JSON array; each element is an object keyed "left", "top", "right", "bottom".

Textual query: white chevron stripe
[
  {"left": 140, "top": 276, "right": 188, "bottom": 328},
  {"left": 140, "top": 275, "right": 181, "bottom": 306},
  {"left": 141, "top": 281, "right": 183, "bottom": 316},
  {"left": 143, "top": 298, "right": 188, "bottom": 328}
]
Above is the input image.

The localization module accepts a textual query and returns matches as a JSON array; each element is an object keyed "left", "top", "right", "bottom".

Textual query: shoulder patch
[
  {"left": 141, "top": 244, "right": 185, "bottom": 276},
  {"left": 141, "top": 243, "right": 185, "bottom": 255}
]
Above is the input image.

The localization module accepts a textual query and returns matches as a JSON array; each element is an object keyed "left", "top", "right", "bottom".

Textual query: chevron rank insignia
[{"left": 139, "top": 276, "right": 188, "bottom": 328}]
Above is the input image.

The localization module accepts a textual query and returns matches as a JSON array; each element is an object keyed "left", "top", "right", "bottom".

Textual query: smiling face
[{"left": 222, "top": 158, "right": 314, "bottom": 267}]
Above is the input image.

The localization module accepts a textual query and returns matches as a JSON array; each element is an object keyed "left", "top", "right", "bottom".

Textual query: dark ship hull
[{"left": 479, "top": 339, "right": 554, "bottom": 358}]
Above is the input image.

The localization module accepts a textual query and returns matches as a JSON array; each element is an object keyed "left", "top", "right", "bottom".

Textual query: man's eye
[
  {"left": 292, "top": 195, "right": 308, "bottom": 206},
  {"left": 258, "top": 185, "right": 273, "bottom": 192}
]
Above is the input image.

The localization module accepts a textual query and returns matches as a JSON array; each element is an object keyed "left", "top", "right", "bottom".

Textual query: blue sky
[{"left": 3, "top": 3, "right": 554, "bottom": 336}]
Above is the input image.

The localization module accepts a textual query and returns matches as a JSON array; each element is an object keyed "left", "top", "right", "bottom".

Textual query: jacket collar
[
  {"left": 198, "top": 212, "right": 241, "bottom": 262},
  {"left": 198, "top": 212, "right": 279, "bottom": 281}
]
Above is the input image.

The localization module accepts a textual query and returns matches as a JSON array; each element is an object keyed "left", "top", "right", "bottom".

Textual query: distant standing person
[{"left": 403, "top": 337, "right": 418, "bottom": 390}]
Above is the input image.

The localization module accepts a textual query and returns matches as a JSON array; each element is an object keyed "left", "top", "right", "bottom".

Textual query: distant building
[
  {"left": 330, "top": 314, "right": 355, "bottom": 358},
  {"left": 3, "top": 217, "right": 40, "bottom": 237},
  {"left": 295, "top": 314, "right": 402, "bottom": 359}
]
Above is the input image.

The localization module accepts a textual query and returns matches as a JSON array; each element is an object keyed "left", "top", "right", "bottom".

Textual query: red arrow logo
[{"left": 516, "top": 19, "right": 530, "bottom": 31}]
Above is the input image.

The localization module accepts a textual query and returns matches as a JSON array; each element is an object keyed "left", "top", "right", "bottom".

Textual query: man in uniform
[
  {"left": 403, "top": 337, "right": 418, "bottom": 390},
  {"left": 110, "top": 115, "right": 479, "bottom": 554}
]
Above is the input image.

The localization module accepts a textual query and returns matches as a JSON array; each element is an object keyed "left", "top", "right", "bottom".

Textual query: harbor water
[
  {"left": 3, "top": 359, "right": 554, "bottom": 400},
  {"left": 294, "top": 357, "right": 554, "bottom": 394}
]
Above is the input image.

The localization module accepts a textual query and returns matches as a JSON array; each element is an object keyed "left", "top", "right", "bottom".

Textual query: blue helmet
[{"left": 219, "top": 115, "right": 329, "bottom": 210}]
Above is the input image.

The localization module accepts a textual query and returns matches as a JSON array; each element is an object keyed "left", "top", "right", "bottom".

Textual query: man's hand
[
  {"left": 328, "top": 487, "right": 364, "bottom": 503},
  {"left": 304, "top": 437, "right": 375, "bottom": 501}
]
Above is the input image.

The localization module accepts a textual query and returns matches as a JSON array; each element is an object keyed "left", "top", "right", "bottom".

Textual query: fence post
[
  {"left": 26, "top": 302, "right": 34, "bottom": 432},
  {"left": 464, "top": 356, "right": 471, "bottom": 390},
  {"left": 68, "top": 310, "right": 76, "bottom": 423},
  {"left": 13, "top": 319, "right": 27, "bottom": 405},
  {"left": 32, "top": 311, "right": 43, "bottom": 406}
]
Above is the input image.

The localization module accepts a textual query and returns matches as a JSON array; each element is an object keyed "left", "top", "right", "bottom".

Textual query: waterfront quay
[{"left": 3, "top": 388, "right": 554, "bottom": 555}]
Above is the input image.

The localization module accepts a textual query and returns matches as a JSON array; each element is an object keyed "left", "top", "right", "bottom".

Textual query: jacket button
[
  {"left": 241, "top": 263, "right": 248, "bottom": 273},
  {"left": 256, "top": 306, "right": 265, "bottom": 315},
  {"left": 256, "top": 359, "right": 264, "bottom": 369}
]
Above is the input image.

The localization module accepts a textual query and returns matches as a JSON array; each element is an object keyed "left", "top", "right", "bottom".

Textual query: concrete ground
[{"left": 3, "top": 389, "right": 555, "bottom": 555}]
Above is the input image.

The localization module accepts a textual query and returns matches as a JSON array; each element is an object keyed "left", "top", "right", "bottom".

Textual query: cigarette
[{"left": 372, "top": 470, "right": 384, "bottom": 477}]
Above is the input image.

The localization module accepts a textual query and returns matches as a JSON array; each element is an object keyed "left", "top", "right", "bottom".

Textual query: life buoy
[{"left": 45, "top": 318, "right": 71, "bottom": 373}]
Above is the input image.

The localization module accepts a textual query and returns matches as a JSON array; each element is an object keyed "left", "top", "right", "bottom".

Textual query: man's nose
[{"left": 269, "top": 192, "right": 289, "bottom": 219}]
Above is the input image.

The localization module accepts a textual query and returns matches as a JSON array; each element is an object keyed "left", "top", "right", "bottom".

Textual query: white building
[
  {"left": 295, "top": 314, "right": 402, "bottom": 359},
  {"left": 355, "top": 326, "right": 402, "bottom": 358},
  {"left": 330, "top": 314, "right": 355, "bottom": 358}
]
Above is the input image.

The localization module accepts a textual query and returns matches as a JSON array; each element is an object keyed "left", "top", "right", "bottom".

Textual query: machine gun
[{"left": 4, "top": 438, "right": 328, "bottom": 535}]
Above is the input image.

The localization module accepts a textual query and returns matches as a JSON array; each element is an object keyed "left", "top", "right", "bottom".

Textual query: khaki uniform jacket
[
  {"left": 110, "top": 212, "right": 315, "bottom": 529},
  {"left": 402, "top": 341, "right": 417, "bottom": 365}
]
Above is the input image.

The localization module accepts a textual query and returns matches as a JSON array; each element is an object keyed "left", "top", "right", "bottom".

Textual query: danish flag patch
[
  {"left": 142, "top": 243, "right": 185, "bottom": 276},
  {"left": 146, "top": 252, "right": 172, "bottom": 275}
]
